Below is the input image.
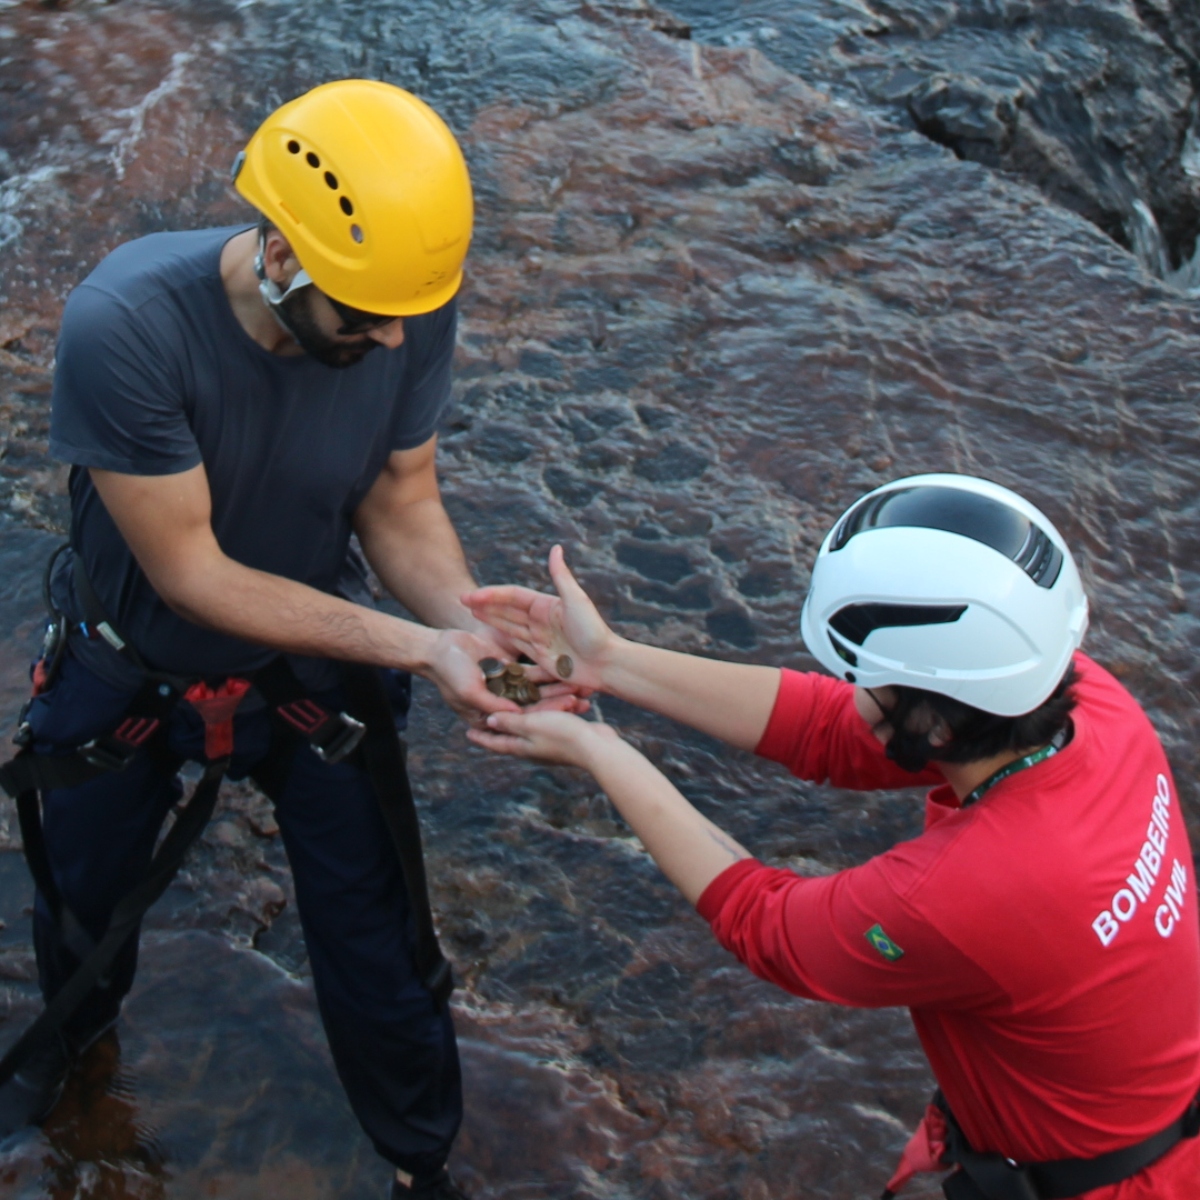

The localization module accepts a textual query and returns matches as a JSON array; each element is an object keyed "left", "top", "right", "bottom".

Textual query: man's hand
[
  {"left": 427, "top": 630, "right": 588, "bottom": 727},
  {"left": 463, "top": 545, "right": 613, "bottom": 690}
]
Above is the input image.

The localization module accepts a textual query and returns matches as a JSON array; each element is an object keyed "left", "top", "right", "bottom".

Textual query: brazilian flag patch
[{"left": 865, "top": 923, "right": 905, "bottom": 962}]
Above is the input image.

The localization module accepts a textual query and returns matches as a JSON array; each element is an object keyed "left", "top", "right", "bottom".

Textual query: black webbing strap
[
  {"left": 339, "top": 663, "right": 453, "bottom": 1009},
  {"left": 0, "top": 675, "right": 184, "bottom": 967},
  {"left": 251, "top": 656, "right": 366, "bottom": 766},
  {"left": 0, "top": 752, "right": 106, "bottom": 798},
  {"left": 72, "top": 550, "right": 146, "bottom": 674},
  {"left": 14, "top": 789, "right": 96, "bottom": 964},
  {"left": 937, "top": 1090, "right": 1200, "bottom": 1200},
  {"left": 0, "top": 757, "right": 223, "bottom": 1088}
]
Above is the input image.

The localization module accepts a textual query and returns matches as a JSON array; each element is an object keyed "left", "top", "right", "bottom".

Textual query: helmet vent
[
  {"left": 1013, "top": 526, "right": 1063, "bottom": 587},
  {"left": 287, "top": 140, "right": 300, "bottom": 154},
  {"left": 306, "top": 151, "right": 320, "bottom": 168},
  {"left": 350, "top": 224, "right": 364, "bottom": 243},
  {"left": 831, "top": 485, "right": 1064, "bottom": 589},
  {"left": 827, "top": 631, "right": 858, "bottom": 667},
  {"left": 830, "top": 602, "right": 968, "bottom": 647},
  {"left": 340, "top": 196, "right": 354, "bottom": 215},
  {"left": 324, "top": 171, "right": 338, "bottom": 190}
]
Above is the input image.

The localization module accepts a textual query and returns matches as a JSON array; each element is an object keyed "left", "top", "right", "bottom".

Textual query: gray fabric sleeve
[
  {"left": 390, "top": 299, "right": 458, "bottom": 451},
  {"left": 49, "top": 284, "right": 202, "bottom": 476}
]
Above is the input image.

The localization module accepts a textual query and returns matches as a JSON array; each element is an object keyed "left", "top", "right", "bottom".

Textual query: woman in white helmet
[{"left": 464, "top": 475, "right": 1200, "bottom": 1200}]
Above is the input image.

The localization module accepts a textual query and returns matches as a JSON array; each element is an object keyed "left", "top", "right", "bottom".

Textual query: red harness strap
[
  {"left": 883, "top": 1102, "right": 949, "bottom": 1197},
  {"left": 183, "top": 678, "right": 252, "bottom": 761}
]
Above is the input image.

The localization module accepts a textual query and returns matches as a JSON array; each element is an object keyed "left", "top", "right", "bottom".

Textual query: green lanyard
[{"left": 962, "top": 732, "right": 1066, "bottom": 808}]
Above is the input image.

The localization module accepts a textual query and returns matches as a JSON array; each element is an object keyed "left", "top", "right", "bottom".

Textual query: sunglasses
[
  {"left": 256, "top": 223, "right": 398, "bottom": 337},
  {"left": 270, "top": 266, "right": 396, "bottom": 336},
  {"left": 326, "top": 293, "right": 398, "bottom": 337}
]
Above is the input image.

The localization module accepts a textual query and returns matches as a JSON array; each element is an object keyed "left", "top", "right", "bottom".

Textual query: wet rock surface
[
  {"left": 669, "top": 0, "right": 1200, "bottom": 276},
  {"left": 0, "top": 0, "right": 1199, "bottom": 1197}
]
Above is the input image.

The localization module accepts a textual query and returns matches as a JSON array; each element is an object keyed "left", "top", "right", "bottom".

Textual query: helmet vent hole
[
  {"left": 324, "top": 171, "right": 338, "bottom": 190},
  {"left": 287, "top": 140, "right": 300, "bottom": 154},
  {"left": 350, "top": 223, "right": 364, "bottom": 243},
  {"left": 306, "top": 151, "right": 320, "bottom": 168},
  {"left": 340, "top": 196, "right": 354, "bottom": 216}
]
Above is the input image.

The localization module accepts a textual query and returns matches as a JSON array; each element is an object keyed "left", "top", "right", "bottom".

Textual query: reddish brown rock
[{"left": 0, "top": 2, "right": 1196, "bottom": 1198}]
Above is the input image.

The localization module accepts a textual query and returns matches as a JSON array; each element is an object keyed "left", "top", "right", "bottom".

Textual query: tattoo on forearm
[{"left": 705, "top": 827, "right": 745, "bottom": 860}]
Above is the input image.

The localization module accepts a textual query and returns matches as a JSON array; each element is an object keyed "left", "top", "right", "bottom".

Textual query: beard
[
  {"left": 277, "top": 289, "right": 378, "bottom": 369},
  {"left": 884, "top": 727, "right": 937, "bottom": 774}
]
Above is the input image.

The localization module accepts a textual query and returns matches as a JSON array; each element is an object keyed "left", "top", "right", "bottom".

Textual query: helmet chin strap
[{"left": 254, "top": 226, "right": 314, "bottom": 339}]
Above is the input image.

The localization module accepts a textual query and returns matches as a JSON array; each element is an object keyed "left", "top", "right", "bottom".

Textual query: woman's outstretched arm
[{"left": 468, "top": 710, "right": 751, "bottom": 904}]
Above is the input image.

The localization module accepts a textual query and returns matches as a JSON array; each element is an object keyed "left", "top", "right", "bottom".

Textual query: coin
[
  {"left": 556, "top": 654, "right": 574, "bottom": 679},
  {"left": 478, "top": 659, "right": 541, "bottom": 704}
]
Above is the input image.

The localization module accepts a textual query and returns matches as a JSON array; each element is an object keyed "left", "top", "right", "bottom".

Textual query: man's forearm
[
  {"left": 357, "top": 496, "right": 484, "bottom": 632},
  {"left": 163, "top": 550, "right": 439, "bottom": 672}
]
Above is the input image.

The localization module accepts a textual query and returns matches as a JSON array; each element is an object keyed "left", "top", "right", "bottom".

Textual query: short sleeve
[
  {"left": 49, "top": 284, "right": 201, "bottom": 476},
  {"left": 756, "top": 669, "right": 943, "bottom": 791},
  {"left": 698, "top": 855, "right": 1003, "bottom": 1011},
  {"left": 389, "top": 298, "right": 457, "bottom": 451}
]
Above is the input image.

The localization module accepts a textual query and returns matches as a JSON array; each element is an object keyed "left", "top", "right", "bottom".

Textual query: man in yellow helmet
[{"left": 5, "top": 80, "right": 545, "bottom": 1199}]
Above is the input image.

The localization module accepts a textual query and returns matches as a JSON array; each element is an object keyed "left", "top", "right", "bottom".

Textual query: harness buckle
[
  {"left": 79, "top": 736, "right": 139, "bottom": 773},
  {"left": 275, "top": 698, "right": 366, "bottom": 763},
  {"left": 311, "top": 712, "right": 366, "bottom": 764},
  {"left": 79, "top": 715, "right": 163, "bottom": 772}
]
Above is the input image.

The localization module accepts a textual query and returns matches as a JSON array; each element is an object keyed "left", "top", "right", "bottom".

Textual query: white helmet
[{"left": 800, "top": 474, "right": 1088, "bottom": 716}]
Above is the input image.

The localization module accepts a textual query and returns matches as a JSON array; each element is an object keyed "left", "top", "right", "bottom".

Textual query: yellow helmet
[{"left": 233, "top": 79, "right": 473, "bottom": 317}]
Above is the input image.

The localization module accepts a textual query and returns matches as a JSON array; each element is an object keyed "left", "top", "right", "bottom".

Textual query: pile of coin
[{"left": 478, "top": 658, "right": 542, "bottom": 706}]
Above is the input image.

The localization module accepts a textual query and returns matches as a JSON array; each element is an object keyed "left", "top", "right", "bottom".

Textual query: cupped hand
[
  {"left": 426, "top": 630, "right": 591, "bottom": 727},
  {"left": 426, "top": 628, "right": 525, "bottom": 726},
  {"left": 462, "top": 545, "right": 614, "bottom": 690},
  {"left": 466, "top": 709, "right": 618, "bottom": 768}
]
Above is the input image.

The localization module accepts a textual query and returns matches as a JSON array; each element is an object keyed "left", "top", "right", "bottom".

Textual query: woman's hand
[
  {"left": 467, "top": 709, "right": 618, "bottom": 768},
  {"left": 463, "top": 545, "right": 614, "bottom": 690}
]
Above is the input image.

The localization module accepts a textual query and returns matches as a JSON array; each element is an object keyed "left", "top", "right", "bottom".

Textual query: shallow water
[{"left": 1, "top": 1, "right": 1199, "bottom": 1197}]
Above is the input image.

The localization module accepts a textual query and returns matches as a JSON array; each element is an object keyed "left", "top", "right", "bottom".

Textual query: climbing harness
[
  {"left": 0, "top": 545, "right": 453, "bottom": 1092},
  {"left": 882, "top": 1087, "right": 1200, "bottom": 1200}
]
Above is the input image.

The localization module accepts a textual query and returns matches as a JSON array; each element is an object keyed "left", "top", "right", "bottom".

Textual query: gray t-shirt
[{"left": 49, "top": 225, "right": 456, "bottom": 686}]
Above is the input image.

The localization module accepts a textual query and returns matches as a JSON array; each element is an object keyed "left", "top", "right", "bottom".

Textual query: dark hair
[{"left": 879, "top": 664, "right": 1078, "bottom": 773}]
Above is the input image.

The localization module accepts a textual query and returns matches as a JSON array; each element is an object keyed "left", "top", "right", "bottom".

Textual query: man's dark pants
[{"left": 22, "top": 646, "right": 462, "bottom": 1180}]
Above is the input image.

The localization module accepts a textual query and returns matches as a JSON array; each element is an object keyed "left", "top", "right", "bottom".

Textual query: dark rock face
[
  {"left": 670, "top": 0, "right": 1200, "bottom": 273},
  {"left": 1, "top": 1, "right": 1199, "bottom": 1198}
]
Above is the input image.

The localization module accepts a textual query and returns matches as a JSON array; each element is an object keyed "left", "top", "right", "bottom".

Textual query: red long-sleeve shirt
[{"left": 697, "top": 654, "right": 1200, "bottom": 1197}]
